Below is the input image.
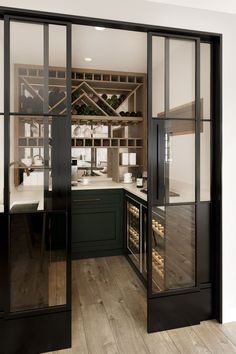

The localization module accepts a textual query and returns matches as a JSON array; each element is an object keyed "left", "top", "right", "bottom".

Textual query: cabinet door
[{"left": 72, "top": 204, "right": 123, "bottom": 258}]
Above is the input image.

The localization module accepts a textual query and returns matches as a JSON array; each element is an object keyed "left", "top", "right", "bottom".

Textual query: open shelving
[{"left": 14, "top": 65, "right": 147, "bottom": 184}]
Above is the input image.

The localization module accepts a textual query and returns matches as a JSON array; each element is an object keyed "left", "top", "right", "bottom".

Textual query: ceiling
[
  {"left": 145, "top": 0, "right": 236, "bottom": 15},
  {"left": 9, "top": 22, "right": 147, "bottom": 73}
]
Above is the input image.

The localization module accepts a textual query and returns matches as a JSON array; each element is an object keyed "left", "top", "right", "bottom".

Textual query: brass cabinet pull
[{"left": 73, "top": 198, "right": 101, "bottom": 203}]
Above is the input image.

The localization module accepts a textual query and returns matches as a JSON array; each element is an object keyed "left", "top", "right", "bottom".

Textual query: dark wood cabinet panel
[
  {"left": 72, "top": 189, "right": 124, "bottom": 258},
  {"left": 148, "top": 287, "right": 212, "bottom": 333}
]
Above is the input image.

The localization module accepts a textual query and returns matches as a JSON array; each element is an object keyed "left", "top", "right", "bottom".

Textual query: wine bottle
[{"left": 136, "top": 173, "right": 143, "bottom": 188}]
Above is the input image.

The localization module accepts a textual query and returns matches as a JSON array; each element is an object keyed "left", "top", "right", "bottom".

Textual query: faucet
[{"left": 32, "top": 154, "right": 44, "bottom": 165}]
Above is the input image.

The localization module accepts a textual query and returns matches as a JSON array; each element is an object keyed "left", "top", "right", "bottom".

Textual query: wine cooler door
[
  {"left": 126, "top": 197, "right": 142, "bottom": 272},
  {"left": 147, "top": 32, "right": 214, "bottom": 332},
  {"left": 4, "top": 17, "right": 72, "bottom": 353}
]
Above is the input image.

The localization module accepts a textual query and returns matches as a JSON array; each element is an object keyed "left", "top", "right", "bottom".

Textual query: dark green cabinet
[{"left": 72, "top": 189, "right": 124, "bottom": 258}]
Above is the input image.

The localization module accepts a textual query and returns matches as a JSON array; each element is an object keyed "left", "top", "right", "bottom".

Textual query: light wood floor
[{"left": 45, "top": 256, "right": 236, "bottom": 354}]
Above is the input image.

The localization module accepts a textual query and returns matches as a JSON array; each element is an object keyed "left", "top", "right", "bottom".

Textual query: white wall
[{"left": 0, "top": 0, "right": 235, "bottom": 323}]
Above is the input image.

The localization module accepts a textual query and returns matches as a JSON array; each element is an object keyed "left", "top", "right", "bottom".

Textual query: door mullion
[{"left": 195, "top": 38, "right": 201, "bottom": 288}]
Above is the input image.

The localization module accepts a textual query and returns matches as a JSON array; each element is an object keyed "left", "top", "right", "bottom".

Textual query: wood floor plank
[
  {"left": 106, "top": 256, "right": 180, "bottom": 354},
  {"left": 213, "top": 320, "right": 236, "bottom": 348},
  {"left": 91, "top": 257, "right": 150, "bottom": 354},
  {"left": 192, "top": 320, "right": 236, "bottom": 353},
  {"left": 74, "top": 258, "right": 120, "bottom": 354},
  {"left": 167, "top": 325, "right": 211, "bottom": 353},
  {"left": 106, "top": 256, "right": 147, "bottom": 330},
  {"left": 44, "top": 256, "right": 236, "bottom": 354},
  {"left": 71, "top": 263, "right": 88, "bottom": 354}
]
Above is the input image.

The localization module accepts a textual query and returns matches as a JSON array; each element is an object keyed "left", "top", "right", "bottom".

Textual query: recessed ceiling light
[
  {"left": 95, "top": 26, "right": 106, "bottom": 31},
  {"left": 84, "top": 57, "right": 92, "bottom": 62}
]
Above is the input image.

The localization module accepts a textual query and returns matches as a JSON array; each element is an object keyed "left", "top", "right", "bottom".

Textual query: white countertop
[
  {"left": 10, "top": 185, "right": 44, "bottom": 211},
  {"left": 72, "top": 180, "right": 147, "bottom": 202},
  {"left": 7, "top": 179, "right": 146, "bottom": 213}
]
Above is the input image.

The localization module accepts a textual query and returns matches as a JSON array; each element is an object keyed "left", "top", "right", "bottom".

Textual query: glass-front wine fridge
[{"left": 126, "top": 195, "right": 147, "bottom": 279}]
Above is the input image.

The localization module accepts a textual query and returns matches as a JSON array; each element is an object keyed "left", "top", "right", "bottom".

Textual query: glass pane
[
  {"left": 10, "top": 21, "right": 44, "bottom": 114},
  {"left": 152, "top": 36, "right": 165, "bottom": 117},
  {"left": 10, "top": 212, "right": 67, "bottom": 312},
  {"left": 127, "top": 200, "right": 140, "bottom": 270},
  {"left": 169, "top": 39, "right": 195, "bottom": 118},
  {"left": 164, "top": 120, "right": 195, "bottom": 203},
  {"left": 9, "top": 115, "right": 68, "bottom": 212},
  {"left": 0, "top": 21, "right": 4, "bottom": 113},
  {"left": 10, "top": 22, "right": 67, "bottom": 115},
  {"left": 0, "top": 117, "right": 3, "bottom": 212},
  {"left": 200, "top": 122, "right": 211, "bottom": 201},
  {"left": 10, "top": 116, "right": 73, "bottom": 212},
  {"left": 200, "top": 43, "right": 211, "bottom": 119},
  {"left": 152, "top": 205, "right": 195, "bottom": 293},
  {"left": 9, "top": 116, "right": 48, "bottom": 212},
  {"left": 49, "top": 24, "right": 67, "bottom": 115}
]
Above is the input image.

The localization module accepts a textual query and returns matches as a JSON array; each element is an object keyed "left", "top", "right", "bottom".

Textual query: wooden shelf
[
  {"left": 72, "top": 115, "right": 143, "bottom": 124},
  {"left": 18, "top": 66, "right": 145, "bottom": 84}
]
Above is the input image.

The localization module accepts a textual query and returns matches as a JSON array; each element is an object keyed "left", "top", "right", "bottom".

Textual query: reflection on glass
[
  {"left": 10, "top": 115, "right": 68, "bottom": 212},
  {"left": 49, "top": 24, "right": 67, "bottom": 115},
  {"left": 152, "top": 205, "right": 195, "bottom": 293},
  {"left": 200, "top": 43, "right": 211, "bottom": 119},
  {"left": 200, "top": 122, "right": 211, "bottom": 201},
  {"left": 10, "top": 212, "right": 67, "bottom": 312},
  {"left": 152, "top": 36, "right": 165, "bottom": 117},
  {"left": 0, "top": 21, "right": 4, "bottom": 113},
  {"left": 127, "top": 200, "right": 140, "bottom": 270},
  {"left": 9, "top": 116, "right": 48, "bottom": 212},
  {"left": 10, "top": 21, "right": 44, "bottom": 114},
  {"left": 0, "top": 118, "right": 3, "bottom": 212},
  {"left": 169, "top": 39, "right": 195, "bottom": 118},
  {"left": 163, "top": 120, "right": 195, "bottom": 203}
]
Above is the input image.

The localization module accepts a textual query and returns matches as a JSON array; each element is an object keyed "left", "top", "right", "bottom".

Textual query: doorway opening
[{"left": 1, "top": 10, "right": 222, "bottom": 353}]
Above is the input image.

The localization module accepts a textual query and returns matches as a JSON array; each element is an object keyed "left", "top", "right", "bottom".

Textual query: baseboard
[{"left": 72, "top": 248, "right": 124, "bottom": 260}]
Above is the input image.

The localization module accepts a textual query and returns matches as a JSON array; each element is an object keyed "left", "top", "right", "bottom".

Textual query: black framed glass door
[
  {"left": 3, "top": 16, "right": 72, "bottom": 353},
  {"left": 147, "top": 32, "right": 213, "bottom": 332}
]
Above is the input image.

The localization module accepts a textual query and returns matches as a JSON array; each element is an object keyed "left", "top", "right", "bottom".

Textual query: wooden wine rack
[
  {"left": 128, "top": 226, "right": 139, "bottom": 251},
  {"left": 14, "top": 65, "right": 147, "bottom": 185},
  {"left": 128, "top": 205, "right": 139, "bottom": 218},
  {"left": 152, "top": 249, "right": 164, "bottom": 276},
  {"left": 152, "top": 219, "right": 165, "bottom": 238},
  {"left": 71, "top": 138, "right": 143, "bottom": 149}
]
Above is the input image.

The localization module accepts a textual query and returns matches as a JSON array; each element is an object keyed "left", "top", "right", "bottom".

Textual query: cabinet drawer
[{"left": 72, "top": 189, "right": 123, "bottom": 209}]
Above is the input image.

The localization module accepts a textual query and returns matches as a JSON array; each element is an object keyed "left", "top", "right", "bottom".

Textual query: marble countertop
[
  {"left": 7, "top": 178, "right": 147, "bottom": 213},
  {"left": 10, "top": 185, "right": 44, "bottom": 211},
  {"left": 72, "top": 180, "right": 147, "bottom": 202}
]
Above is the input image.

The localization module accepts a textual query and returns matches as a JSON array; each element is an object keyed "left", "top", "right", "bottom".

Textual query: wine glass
[
  {"left": 30, "top": 121, "right": 38, "bottom": 137},
  {"left": 84, "top": 123, "right": 91, "bottom": 138},
  {"left": 73, "top": 124, "right": 81, "bottom": 137}
]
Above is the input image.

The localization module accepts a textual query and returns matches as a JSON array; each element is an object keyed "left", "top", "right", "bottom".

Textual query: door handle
[
  {"left": 151, "top": 120, "right": 165, "bottom": 205},
  {"left": 73, "top": 198, "right": 101, "bottom": 203}
]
